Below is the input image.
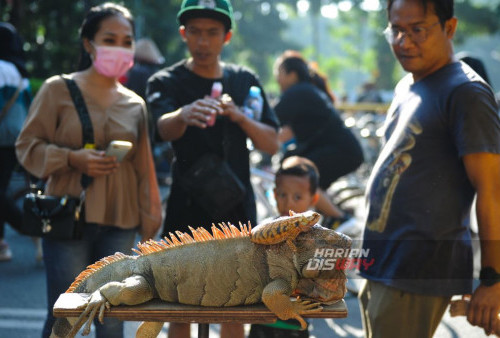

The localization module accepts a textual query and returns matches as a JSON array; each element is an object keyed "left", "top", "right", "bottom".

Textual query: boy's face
[{"left": 274, "top": 175, "right": 318, "bottom": 216}]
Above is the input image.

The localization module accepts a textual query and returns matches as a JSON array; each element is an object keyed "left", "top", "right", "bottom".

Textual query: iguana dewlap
[{"left": 50, "top": 211, "right": 351, "bottom": 338}]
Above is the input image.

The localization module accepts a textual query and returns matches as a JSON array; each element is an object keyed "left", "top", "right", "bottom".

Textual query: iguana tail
[{"left": 65, "top": 252, "right": 136, "bottom": 293}]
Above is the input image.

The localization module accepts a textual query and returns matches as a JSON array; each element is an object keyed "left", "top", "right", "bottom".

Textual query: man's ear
[
  {"left": 179, "top": 26, "right": 187, "bottom": 41},
  {"left": 445, "top": 17, "right": 458, "bottom": 38},
  {"left": 224, "top": 31, "right": 232, "bottom": 44}
]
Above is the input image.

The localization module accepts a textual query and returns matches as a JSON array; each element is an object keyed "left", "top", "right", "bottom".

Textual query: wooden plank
[{"left": 53, "top": 293, "right": 347, "bottom": 324}]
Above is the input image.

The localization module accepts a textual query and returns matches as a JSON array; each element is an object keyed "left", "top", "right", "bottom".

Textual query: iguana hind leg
[
  {"left": 136, "top": 321, "right": 164, "bottom": 338},
  {"left": 262, "top": 279, "right": 323, "bottom": 329},
  {"left": 69, "top": 275, "right": 155, "bottom": 336}
]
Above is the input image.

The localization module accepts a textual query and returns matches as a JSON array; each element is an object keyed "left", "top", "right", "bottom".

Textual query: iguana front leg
[
  {"left": 262, "top": 279, "right": 323, "bottom": 329},
  {"left": 69, "top": 275, "right": 155, "bottom": 336}
]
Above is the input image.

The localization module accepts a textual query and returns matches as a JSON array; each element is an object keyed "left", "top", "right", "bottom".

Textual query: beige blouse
[{"left": 16, "top": 74, "right": 161, "bottom": 238}]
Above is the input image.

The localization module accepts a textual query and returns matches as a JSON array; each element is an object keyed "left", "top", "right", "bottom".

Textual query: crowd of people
[{"left": 1, "top": 0, "right": 499, "bottom": 337}]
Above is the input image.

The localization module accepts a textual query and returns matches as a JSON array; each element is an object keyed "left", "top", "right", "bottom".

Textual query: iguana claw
[
  {"left": 291, "top": 297, "right": 323, "bottom": 329},
  {"left": 68, "top": 290, "right": 110, "bottom": 337}
]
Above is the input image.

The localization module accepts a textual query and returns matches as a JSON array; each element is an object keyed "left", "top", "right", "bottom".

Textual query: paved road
[{"left": 0, "top": 173, "right": 489, "bottom": 338}]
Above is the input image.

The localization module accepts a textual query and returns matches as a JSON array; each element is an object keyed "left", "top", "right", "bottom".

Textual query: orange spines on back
[
  {"left": 66, "top": 252, "right": 129, "bottom": 293},
  {"left": 65, "top": 222, "right": 253, "bottom": 293},
  {"left": 132, "top": 222, "right": 252, "bottom": 256}
]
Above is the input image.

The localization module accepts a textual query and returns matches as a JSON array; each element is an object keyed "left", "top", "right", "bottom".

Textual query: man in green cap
[{"left": 147, "top": 1, "right": 280, "bottom": 337}]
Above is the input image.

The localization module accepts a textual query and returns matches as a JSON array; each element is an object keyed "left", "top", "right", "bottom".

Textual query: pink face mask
[{"left": 92, "top": 44, "right": 134, "bottom": 78}]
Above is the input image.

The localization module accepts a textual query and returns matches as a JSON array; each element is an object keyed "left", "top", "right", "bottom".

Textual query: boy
[
  {"left": 249, "top": 155, "right": 319, "bottom": 338},
  {"left": 273, "top": 156, "right": 320, "bottom": 218}
]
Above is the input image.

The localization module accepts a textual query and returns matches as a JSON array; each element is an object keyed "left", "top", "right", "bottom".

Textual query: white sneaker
[{"left": 0, "top": 240, "right": 13, "bottom": 261}]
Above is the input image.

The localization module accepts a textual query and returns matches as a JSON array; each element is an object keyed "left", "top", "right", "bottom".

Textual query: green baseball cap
[{"left": 177, "top": 0, "right": 234, "bottom": 31}]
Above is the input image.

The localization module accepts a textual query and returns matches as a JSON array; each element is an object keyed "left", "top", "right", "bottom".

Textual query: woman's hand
[{"left": 68, "top": 149, "right": 119, "bottom": 177}]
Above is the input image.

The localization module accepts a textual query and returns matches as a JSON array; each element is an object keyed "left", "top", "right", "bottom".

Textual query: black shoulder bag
[
  {"left": 179, "top": 121, "right": 246, "bottom": 220},
  {"left": 178, "top": 72, "right": 246, "bottom": 220},
  {"left": 21, "top": 75, "right": 94, "bottom": 240}
]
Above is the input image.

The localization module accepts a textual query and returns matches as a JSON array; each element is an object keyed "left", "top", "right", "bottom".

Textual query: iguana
[{"left": 50, "top": 210, "right": 351, "bottom": 338}]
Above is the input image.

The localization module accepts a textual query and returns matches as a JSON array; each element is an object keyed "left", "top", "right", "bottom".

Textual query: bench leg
[{"left": 198, "top": 323, "right": 209, "bottom": 338}]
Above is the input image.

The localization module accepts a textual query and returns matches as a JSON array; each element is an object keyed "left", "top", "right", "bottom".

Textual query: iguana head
[
  {"left": 294, "top": 224, "right": 352, "bottom": 279},
  {"left": 289, "top": 224, "right": 352, "bottom": 303}
]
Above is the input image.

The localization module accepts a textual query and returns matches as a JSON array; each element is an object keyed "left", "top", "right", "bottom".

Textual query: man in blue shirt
[{"left": 359, "top": 0, "right": 500, "bottom": 337}]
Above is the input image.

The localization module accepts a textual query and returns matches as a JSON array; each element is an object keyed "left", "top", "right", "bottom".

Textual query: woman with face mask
[{"left": 15, "top": 3, "right": 161, "bottom": 337}]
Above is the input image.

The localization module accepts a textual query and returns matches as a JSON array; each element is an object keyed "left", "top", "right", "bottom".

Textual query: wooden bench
[{"left": 54, "top": 293, "right": 348, "bottom": 338}]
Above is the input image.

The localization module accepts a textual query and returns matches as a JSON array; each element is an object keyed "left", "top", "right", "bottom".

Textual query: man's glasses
[{"left": 383, "top": 22, "right": 441, "bottom": 44}]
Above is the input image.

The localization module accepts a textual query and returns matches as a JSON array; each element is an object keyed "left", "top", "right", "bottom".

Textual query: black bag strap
[{"left": 61, "top": 74, "right": 94, "bottom": 189}]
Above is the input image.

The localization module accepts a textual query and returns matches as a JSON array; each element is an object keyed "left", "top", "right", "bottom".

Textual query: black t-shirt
[
  {"left": 124, "top": 62, "right": 160, "bottom": 100},
  {"left": 275, "top": 82, "right": 363, "bottom": 187},
  {"left": 147, "top": 60, "right": 279, "bottom": 232},
  {"left": 275, "top": 82, "right": 345, "bottom": 145}
]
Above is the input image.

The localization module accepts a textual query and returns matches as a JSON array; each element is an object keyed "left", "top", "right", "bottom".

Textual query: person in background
[
  {"left": 456, "top": 52, "right": 492, "bottom": 87},
  {"left": 147, "top": 1, "right": 279, "bottom": 337},
  {"left": 356, "top": 81, "right": 383, "bottom": 104},
  {"left": 0, "top": 22, "right": 32, "bottom": 261},
  {"left": 123, "top": 37, "right": 164, "bottom": 100},
  {"left": 15, "top": 3, "right": 161, "bottom": 337},
  {"left": 457, "top": 54, "right": 500, "bottom": 111},
  {"left": 359, "top": 0, "right": 500, "bottom": 337},
  {"left": 249, "top": 155, "right": 320, "bottom": 338},
  {"left": 123, "top": 37, "right": 169, "bottom": 169},
  {"left": 273, "top": 50, "right": 364, "bottom": 229}
]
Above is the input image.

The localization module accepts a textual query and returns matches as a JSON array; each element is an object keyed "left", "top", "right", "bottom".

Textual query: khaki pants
[{"left": 358, "top": 280, "right": 451, "bottom": 338}]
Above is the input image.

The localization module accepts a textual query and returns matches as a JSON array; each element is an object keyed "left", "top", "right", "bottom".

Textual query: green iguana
[{"left": 51, "top": 210, "right": 351, "bottom": 337}]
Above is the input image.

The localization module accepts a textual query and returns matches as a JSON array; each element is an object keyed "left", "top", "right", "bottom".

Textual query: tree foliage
[
  {"left": 0, "top": 0, "right": 296, "bottom": 84},
  {"left": 1, "top": 0, "right": 499, "bottom": 93}
]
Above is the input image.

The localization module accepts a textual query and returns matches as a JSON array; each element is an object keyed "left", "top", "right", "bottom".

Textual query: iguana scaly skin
[
  {"left": 251, "top": 210, "right": 320, "bottom": 251},
  {"left": 51, "top": 212, "right": 351, "bottom": 338}
]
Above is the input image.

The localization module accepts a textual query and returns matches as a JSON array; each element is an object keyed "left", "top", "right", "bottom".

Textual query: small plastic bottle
[
  {"left": 211, "top": 81, "right": 223, "bottom": 98},
  {"left": 243, "top": 86, "right": 263, "bottom": 120}
]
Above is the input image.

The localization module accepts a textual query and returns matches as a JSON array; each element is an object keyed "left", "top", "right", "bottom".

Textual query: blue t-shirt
[{"left": 360, "top": 62, "right": 500, "bottom": 296}]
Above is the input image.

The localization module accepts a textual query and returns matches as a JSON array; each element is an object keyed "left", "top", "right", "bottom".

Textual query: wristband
[{"left": 479, "top": 267, "right": 500, "bottom": 287}]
